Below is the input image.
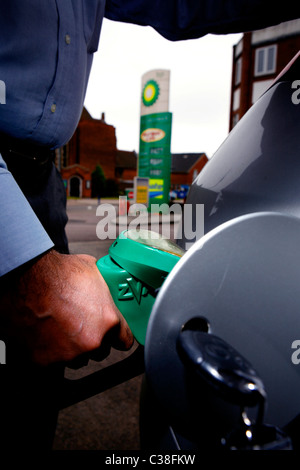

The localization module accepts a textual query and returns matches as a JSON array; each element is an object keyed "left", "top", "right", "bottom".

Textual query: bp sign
[{"left": 138, "top": 70, "right": 172, "bottom": 210}]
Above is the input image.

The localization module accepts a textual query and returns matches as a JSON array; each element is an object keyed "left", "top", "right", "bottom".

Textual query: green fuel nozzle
[{"left": 96, "top": 229, "right": 185, "bottom": 345}]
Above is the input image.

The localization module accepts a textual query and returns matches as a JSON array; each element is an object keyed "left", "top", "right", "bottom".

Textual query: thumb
[{"left": 107, "top": 309, "right": 134, "bottom": 351}]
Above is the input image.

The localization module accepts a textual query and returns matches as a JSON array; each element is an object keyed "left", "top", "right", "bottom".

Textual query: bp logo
[{"left": 142, "top": 79, "right": 160, "bottom": 107}]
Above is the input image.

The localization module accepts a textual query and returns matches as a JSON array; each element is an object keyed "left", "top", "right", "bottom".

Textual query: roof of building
[
  {"left": 116, "top": 150, "right": 137, "bottom": 169},
  {"left": 80, "top": 108, "right": 110, "bottom": 124},
  {"left": 171, "top": 153, "right": 207, "bottom": 173},
  {"left": 80, "top": 107, "right": 93, "bottom": 121}
]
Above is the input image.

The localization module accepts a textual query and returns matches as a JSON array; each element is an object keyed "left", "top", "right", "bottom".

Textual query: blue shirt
[
  {"left": 0, "top": 0, "right": 299, "bottom": 276},
  {"left": 0, "top": 0, "right": 105, "bottom": 148}
]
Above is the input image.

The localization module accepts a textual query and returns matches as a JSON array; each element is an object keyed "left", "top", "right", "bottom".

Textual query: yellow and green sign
[{"left": 134, "top": 177, "right": 149, "bottom": 205}]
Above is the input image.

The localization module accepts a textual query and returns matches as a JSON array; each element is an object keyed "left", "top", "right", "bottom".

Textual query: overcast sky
[{"left": 84, "top": 19, "right": 243, "bottom": 159}]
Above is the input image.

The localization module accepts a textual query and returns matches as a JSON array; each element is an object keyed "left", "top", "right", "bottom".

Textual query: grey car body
[{"left": 142, "top": 53, "right": 300, "bottom": 450}]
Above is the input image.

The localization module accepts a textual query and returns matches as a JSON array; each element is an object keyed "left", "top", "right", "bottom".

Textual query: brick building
[
  {"left": 230, "top": 19, "right": 300, "bottom": 130},
  {"left": 57, "top": 108, "right": 137, "bottom": 197}
]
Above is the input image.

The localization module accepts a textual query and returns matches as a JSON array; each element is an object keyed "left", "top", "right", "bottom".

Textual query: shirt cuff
[{"left": 0, "top": 170, "right": 54, "bottom": 277}]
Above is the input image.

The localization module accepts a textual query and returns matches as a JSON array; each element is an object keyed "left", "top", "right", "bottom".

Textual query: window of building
[
  {"left": 252, "top": 80, "right": 273, "bottom": 104},
  {"left": 233, "top": 88, "right": 240, "bottom": 111},
  {"left": 235, "top": 57, "right": 242, "bottom": 85},
  {"left": 232, "top": 113, "right": 239, "bottom": 128},
  {"left": 254, "top": 45, "right": 277, "bottom": 76}
]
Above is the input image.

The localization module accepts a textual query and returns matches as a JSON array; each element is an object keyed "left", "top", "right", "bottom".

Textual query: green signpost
[
  {"left": 138, "top": 70, "right": 172, "bottom": 211},
  {"left": 138, "top": 112, "right": 172, "bottom": 208}
]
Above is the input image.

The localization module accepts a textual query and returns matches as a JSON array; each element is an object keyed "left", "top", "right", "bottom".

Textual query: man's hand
[{"left": 0, "top": 250, "right": 134, "bottom": 365}]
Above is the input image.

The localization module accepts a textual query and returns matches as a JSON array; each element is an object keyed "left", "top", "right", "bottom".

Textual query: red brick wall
[
  {"left": 68, "top": 119, "right": 117, "bottom": 180},
  {"left": 171, "top": 173, "right": 189, "bottom": 186},
  {"left": 119, "top": 168, "right": 137, "bottom": 182},
  {"left": 60, "top": 165, "right": 92, "bottom": 198}
]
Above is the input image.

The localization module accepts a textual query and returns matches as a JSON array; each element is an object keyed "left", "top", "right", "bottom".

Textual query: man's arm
[
  {"left": 0, "top": 154, "right": 54, "bottom": 276},
  {"left": 105, "top": 0, "right": 300, "bottom": 41}
]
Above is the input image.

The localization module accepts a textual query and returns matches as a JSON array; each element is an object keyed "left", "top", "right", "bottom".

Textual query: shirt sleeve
[
  {"left": 105, "top": 0, "right": 300, "bottom": 41},
  {"left": 0, "top": 154, "right": 54, "bottom": 277}
]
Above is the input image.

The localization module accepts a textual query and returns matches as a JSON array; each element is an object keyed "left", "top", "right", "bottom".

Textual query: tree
[{"left": 91, "top": 165, "right": 106, "bottom": 199}]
